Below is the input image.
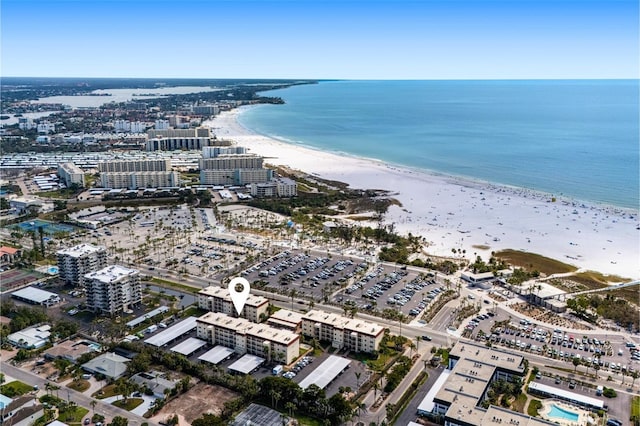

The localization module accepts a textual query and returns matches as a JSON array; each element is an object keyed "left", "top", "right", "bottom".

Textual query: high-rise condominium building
[
  {"left": 84, "top": 265, "right": 141, "bottom": 315},
  {"left": 98, "top": 159, "right": 171, "bottom": 173},
  {"left": 57, "top": 244, "right": 108, "bottom": 288},
  {"left": 57, "top": 163, "right": 85, "bottom": 188}
]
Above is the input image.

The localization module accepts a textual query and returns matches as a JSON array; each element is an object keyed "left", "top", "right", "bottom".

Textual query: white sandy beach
[{"left": 205, "top": 107, "right": 640, "bottom": 280}]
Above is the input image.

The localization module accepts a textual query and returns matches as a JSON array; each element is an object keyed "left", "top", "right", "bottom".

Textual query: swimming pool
[
  {"left": 548, "top": 404, "right": 579, "bottom": 422},
  {"left": 48, "top": 266, "right": 59, "bottom": 274}
]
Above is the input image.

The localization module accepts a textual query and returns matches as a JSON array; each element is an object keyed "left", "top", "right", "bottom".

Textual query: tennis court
[
  {"left": 11, "top": 219, "right": 75, "bottom": 234},
  {"left": 0, "top": 269, "right": 45, "bottom": 293}
]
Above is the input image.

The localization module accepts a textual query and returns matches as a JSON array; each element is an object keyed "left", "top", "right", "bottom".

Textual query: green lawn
[
  {"left": 631, "top": 396, "right": 640, "bottom": 422},
  {"left": 93, "top": 384, "right": 120, "bottom": 399},
  {"left": 58, "top": 406, "right": 89, "bottom": 423},
  {"left": 527, "top": 399, "right": 542, "bottom": 417},
  {"left": 149, "top": 277, "right": 198, "bottom": 293},
  {"left": 67, "top": 379, "right": 90, "bottom": 392},
  {"left": 0, "top": 380, "right": 34, "bottom": 397},
  {"left": 113, "top": 398, "right": 144, "bottom": 410}
]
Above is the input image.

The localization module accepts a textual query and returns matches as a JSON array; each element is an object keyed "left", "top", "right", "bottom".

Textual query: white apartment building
[
  {"left": 199, "top": 154, "right": 264, "bottom": 170},
  {"left": 114, "top": 120, "right": 146, "bottom": 133},
  {"left": 57, "top": 243, "right": 108, "bottom": 288},
  {"left": 197, "top": 286, "right": 268, "bottom": 323},
  {"left": 197, "top": 312, "right": 300, "bottom": 365},
  {"left": 267, "top": 309, "right": 304, "bottom": 333},
  {"left": 98, "top": 159, "right": 171, "bottom": 173},
  {"left": 202, "top": 146, "right": 246, "bottom": 158},
  {"left": 302, "top": 310, "right": 384, "bottom": 353},
  {"left": 155, "top": 119, "right": 170, "bottom": 130},
  {"left": 250, "top": 178, "right": 297, "bottom": 198},
  {"left": 84, "top": 265, "right": 142, "bottom": 315},
  {"left": 100, "top": 171, "right": 180, "bottom": 189},
  {"left": 37, "top": 121, "right": 55, "bottom": 134},
  {"left": 18, "top": 117, "right": 34, "bottom": 130},
  {"left": 57, "top": 163, "right": 85, "bottom": 187},
  {"left": 146, "top": 137, "right": 212, "bottom": 151},
  {"left": 192, "top": 105, "right": 219, "bottom": 115},
  {"left": 200, "top": 168, "right": 273, "bottom": 186},
  {"left": 147, "top": 127, "right": 211, "bottom": 139}
]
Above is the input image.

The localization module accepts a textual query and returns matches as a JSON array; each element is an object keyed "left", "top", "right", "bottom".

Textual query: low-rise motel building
[
  {"left": 420, "top": 341, "right": 557, "bottom": 426},
  {"left": 301, "top": 310, "right": 384, "bottom": 353},
  {"left": 197, "top": 285, "right": 268, "bottom": 323},
  {"left": 196, "top": 312, "right": 300, "bottom": 365}
]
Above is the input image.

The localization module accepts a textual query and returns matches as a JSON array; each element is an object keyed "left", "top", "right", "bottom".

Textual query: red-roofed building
[{"left": 0, "top": 246, "right": 21, "bottom": 263}]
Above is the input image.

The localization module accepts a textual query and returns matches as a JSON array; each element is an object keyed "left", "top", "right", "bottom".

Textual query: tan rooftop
[
  {"left": 198, "top": 312, "right": 299, "bottom": 345},
  {"left": 198, "top": 286, "right": 268, "bottom": 307},
  {"left": 303, "top": 309, "right": 384, "bottom": 337}
]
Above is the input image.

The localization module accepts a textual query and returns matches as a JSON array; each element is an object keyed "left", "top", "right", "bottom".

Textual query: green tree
[
  {"left": 572, "top": 357, "right": 581, "bottom": 372},
  {"left": 110, "top": 416, "right": 129, "bottom": 426}
]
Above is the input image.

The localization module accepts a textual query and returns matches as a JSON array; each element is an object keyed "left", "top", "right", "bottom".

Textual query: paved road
[{"left": 0, "top": 362, "right": 159, "bottom": 426}]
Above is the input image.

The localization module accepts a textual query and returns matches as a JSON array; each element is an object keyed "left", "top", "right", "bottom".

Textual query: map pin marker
[{"left": 228, "top": 277, "right": 250, "bottom": 315}]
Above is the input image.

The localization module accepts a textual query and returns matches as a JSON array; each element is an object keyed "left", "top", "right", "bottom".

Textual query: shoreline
[{"left": 205, "top": 106, "right": 640, "bottom": 280}]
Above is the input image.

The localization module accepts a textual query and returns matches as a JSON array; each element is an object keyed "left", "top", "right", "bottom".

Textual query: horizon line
[{"left": 2, "top": 76, "right": 639, "bottom": 82}]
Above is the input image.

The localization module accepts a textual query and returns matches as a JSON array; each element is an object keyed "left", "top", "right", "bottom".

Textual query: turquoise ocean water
[{"left": 238, "top": 80, "right": 639, "bottom": 209}]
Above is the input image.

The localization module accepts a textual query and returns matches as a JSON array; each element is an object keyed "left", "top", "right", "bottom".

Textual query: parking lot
[
  {"left": 466, "top": 313, "right": 640, "bottom": 379},
  {"left": 336, "top": 264, "right": 446, "bottom": 317},
  {"left": 243, "top": 249, "right": 365, "bottom": 301}
]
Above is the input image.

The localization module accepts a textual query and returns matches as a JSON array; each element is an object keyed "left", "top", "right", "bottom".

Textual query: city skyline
[{"left": 1, "top": 0, "right": 638, "bottom": 80}]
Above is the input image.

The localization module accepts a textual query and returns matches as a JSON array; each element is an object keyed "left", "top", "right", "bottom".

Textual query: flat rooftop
[
  {"left": 170, "top": 337, "right": 207, "bottom": 356},
  {"left": 198, "top": 285, "right": 268, "bottom": 307},
  {"left": 57, "top": 243, "right": 105, "bottom": 258},
  {"left": 528, "top": 382, "right": 603, "bottom": 409},
  {"left": 145, "top": 316, "right": 197, "bottom": 347},
  {"left": 85, "top": 265, "right": 138, "bottom": 283},
  {"left": 298, "top": 355, "right": 351, "bottom": 390},
  {"left": 268, "top": 309, "right": 304, "bottom": 325},
  {"left": 449, "top": 342, "right": 525, "bottom": 373},
  {"left": 126, "top": 306, "right": 170, "bottom": 328},
  {"left": 11, "top": 287, "right": 58, "bottom": 303},
  {"left": 198, "top": 346, "right": 235, "bottom": 365},
  {"left": 198, "top": 312, "right": 299, "bottom": 345},
  {"left": 303, "top": 310, "right": 384, "bottom": 337},
  {"left": 228, "top": 354, "right": 265, "bottom": 374}
]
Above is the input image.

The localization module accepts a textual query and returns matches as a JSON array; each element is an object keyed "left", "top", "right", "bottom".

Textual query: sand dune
[{"left": 205, "top": 107, "right": 640, "bottom": 280}]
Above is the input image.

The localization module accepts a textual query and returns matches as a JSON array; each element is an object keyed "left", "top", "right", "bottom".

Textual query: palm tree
[
  {"left": 355, "top": 371, "right": 362, "bottom": 388},
  {"left": 285, "top": 401, "right": 296, "bottom": 418},
  {"left": 289, "top": 289, "right": 297, "bottom": 310},
  {"left": 270, "top": 389, "right": 281, "bottom": 410},
  {"left": 90, "top": 399, "right": 97, "bottom": 414}
]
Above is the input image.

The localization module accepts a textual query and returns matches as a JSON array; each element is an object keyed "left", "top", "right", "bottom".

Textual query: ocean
[{"left": 237, "top": 80, "right": 639, "bottom": 209}]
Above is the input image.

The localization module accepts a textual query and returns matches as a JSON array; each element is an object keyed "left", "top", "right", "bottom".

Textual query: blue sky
[{"left": 1, "top": 0, "right": 638, "bottom": 79}]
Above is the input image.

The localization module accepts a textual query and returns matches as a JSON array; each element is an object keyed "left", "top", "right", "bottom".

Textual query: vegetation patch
[
  {"left": 527, "top": 399, "right": 542, "bottom": 417},
  {"left": 631, "top": 396, "right": 640, "bottom": 425},
  {"left": 149, "top": 277, "right": 198, "bottom": 293},
  {"left": 93, "top": 384, "right": 120, "bottom": 399},
  {"left": 494, "top": 249, "right": 577, "bottom": 275},
  {"left": 512, "top": 392, "right": 528, "bottom": 413},
  {"left": 0, "top": 380, "right": 33, "bottom": 397},
  {"left": 567, "top": 293, "right": 639, "bottom": 332},
  {"left": 58, "top": 406, "right": 89, "bottom": 423},
  {"left": 113, "top": 397, "right": 144, "bottom": 410},
  {"left": 67, "top": 379, "right": 90, "bottom": 392}
]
